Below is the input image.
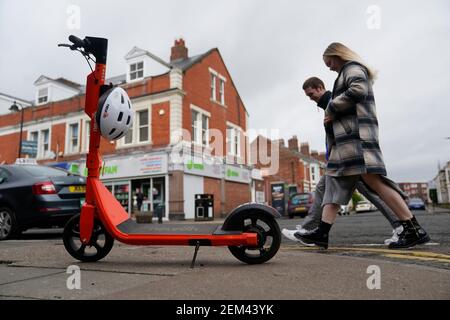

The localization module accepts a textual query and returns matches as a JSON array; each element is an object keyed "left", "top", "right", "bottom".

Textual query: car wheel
[{"left": 0, "top": 207, "right": 17, "bottom": 240}]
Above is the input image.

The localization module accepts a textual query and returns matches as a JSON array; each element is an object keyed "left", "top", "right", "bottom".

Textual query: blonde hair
[{"left": 323, "top": 42, "right": 377, "bottom": 83}]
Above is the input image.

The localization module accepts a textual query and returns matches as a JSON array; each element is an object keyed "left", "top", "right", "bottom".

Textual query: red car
[{"left": 288, "top": 193, "right": 314, "bottom": 218}]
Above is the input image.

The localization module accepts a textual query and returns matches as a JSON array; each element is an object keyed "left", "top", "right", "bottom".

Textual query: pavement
[{"left": 0, "top": 209, "right": 449, "bottom": 300}]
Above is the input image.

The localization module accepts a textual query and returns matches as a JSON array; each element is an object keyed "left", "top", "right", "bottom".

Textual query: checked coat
[{"left": 325, "top": 61, "right": 387, "bottom": 177}]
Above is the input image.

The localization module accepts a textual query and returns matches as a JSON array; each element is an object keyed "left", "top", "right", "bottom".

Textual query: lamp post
[{"left": 9, "top": 101, "right": 24, "bottom": 159}]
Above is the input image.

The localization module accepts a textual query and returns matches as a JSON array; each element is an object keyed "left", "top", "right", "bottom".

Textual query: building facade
[
  {"left": 250, "top": 134, "right": 326, "bottom": 215},
  {"left": 399, "top": 182, "right": 429, "bottom": 203},
  {"left": 0, "top": 39, "right": 264, "bottom": 220}
]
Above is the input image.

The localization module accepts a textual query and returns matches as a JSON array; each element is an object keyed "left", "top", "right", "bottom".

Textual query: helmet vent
[
  {"left": 126, "top": 115, "right": 131, "bottom": 125},
  {"left": 121, "top": 94, "right": 125, "bottom": 104},
  {"left": 113, "top": 131, "right": 124, "bottom": 140},
  {"left": 128, "top": 100, "right": 131, "bottom": 109},
  {"left": 109, "top": 128, "right": 116, "bottom": 136},
  {"left": 117, "top": 112, "right": 123, "bottom": 122}
]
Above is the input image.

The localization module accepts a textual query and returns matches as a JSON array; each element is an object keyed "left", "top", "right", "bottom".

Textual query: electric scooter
[{"left": 58, "top": 35, "right": 281, "bottom": 267}]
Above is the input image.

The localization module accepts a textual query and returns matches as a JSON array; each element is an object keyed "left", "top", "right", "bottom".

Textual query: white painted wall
[{"left": 183, "top": 174, "right": 204, "bottom": 219}]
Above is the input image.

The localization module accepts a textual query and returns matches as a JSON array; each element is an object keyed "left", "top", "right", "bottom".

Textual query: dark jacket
[{"left": 325, "top": 61, "right": 387, "bottom": 177}]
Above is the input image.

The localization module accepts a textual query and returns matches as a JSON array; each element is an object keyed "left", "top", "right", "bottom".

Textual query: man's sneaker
[
  {"left": 296, "top": 225, "right": 313, "bottom": 235},
  {"left": 281, "top": 229, "right": 315, "bottom": 246},
  {"left": 388, "top": 220, "right": 430, "bottom": 249},
  {"left": 295, "top": 228, "right": 329, "bottom": 249},
  {"left": 384, "top": 225, "right": 403, "bottom": 245}
]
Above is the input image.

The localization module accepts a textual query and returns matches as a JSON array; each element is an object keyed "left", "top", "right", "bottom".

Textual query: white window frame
[
  {"left": 65, "top": 120, "right": 81, "bottom": 155},
  {"left": 190, "top": 105, "right": 210, "bottom": 146},
  {"left": 82, "top": 118, "right": 91, "bottom": 153},
  {"left": 37, "top": 87, "right": 49, "bottom": 105},
  {"left": 129, "top": 61, "right": 144, "bottom": 81},
  {"left": 226, "top": 122, "right": 242, "bottom": 157},
  {"left": 218, "top": 76, "right": 226, "bottom": 106},
  {"left": 137, "top": 109, "right": 149, "bottom": 143},
  {"left": 117, "top": 103, "right": 152, "bottom": 149},
  {"left": 210, "top": 72, "right": 217, "bottom": 102},
  {"left": 28, "top": 127, "right": 52, "bottom": 160}
]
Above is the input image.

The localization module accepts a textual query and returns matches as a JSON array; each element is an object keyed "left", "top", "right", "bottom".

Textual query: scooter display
[{"left": 59, "top": 35, "right": 281, "bottom": 267}]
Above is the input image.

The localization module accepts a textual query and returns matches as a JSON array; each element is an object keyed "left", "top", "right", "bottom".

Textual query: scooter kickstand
[{"left": 190, "top": 241, "right": 201, "bottom": 269}]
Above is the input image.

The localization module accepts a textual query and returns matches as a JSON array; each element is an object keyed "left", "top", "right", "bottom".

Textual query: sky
[{"left": 0, "top": 0, "right": 449, "bottom": 182}]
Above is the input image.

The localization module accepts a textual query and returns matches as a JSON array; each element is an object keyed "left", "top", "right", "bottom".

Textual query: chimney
[
  {"left": 170, "top": 38, "right": 188, "bottom": 61},
  {"left": 276, "top": 138, "right": 285, "bottom": 148},
  {"left": 300, "top": 142, "right": 310, "bottom": 156},
  {"left": 288, "top": 135, "right": 299, "bottom": 152}
]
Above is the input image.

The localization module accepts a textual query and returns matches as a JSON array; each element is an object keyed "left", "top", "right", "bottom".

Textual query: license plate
[{"left": 69, "top": 186, "right": 86, "bottom": 193}]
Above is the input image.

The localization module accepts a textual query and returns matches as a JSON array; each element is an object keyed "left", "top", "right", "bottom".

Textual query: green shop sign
[
  {"left": 83, "top": 165, "right": 119, "bottom": 176},
  {"left": 186, "top": 160, "right": 204, "bottom": 171},
  {"left": 226, "top": 169, "right": 239, "bottom": 178}
]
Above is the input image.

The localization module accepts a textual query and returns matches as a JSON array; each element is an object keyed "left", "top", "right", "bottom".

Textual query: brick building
[
  {"left": 0, "top": 39, "right": 264, "bottom": 220},
  {"left": 399, "top": 182, "right": 429, "bottom": 202},
  {"left": 250, "top": 134, "right": 325, "bottom": 214}
]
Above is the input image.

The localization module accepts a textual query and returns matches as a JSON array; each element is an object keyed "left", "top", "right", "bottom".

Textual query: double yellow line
[{"left": 282, "top": 246, "right": 450, "bottom": 264}]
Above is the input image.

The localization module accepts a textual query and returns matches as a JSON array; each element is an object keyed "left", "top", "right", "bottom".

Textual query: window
[
  {"left": 130, "top": 61, "right": 144, "bottom": 80},
  {"left": 210, "top": 73, "right": 216, "bottom": 101},
  {"left": 68, "top": 123, "right": 79, "bottom": 153},
  {"left": 124, "top": 123, "right": 133, "bottom": 144},
  {"left": 219, "top": 79, "right": 225, "bottom": 105},
  {"left": 38, "top": 88, "right": 48, "bottom": 104},
  {"left": 84, "top": 120, "right": 90, "bottom": 152},
  {"left": 40, "top": 129, "right": 49, "bottom": 158},
  {"left": 30, "top": 131, "right": 38, "bottom": 142},
  {"left": 191, "top": 108, "right": 209, "bottom": 146},
  {"left": 138, "top": 110, "right": 149, "bottom": 142},
  {"left": 311, "top": 166, "right": 316, "bottom": 181},
  {"left": 227, "top": 126, "right": 241, "bottom": 156}
]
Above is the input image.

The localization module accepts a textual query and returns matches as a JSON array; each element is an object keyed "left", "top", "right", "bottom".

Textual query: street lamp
[{"left": 9, "top": 101, "right": 24, "bottom": 159}]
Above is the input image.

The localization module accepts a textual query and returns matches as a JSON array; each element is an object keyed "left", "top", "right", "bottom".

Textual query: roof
[
  {"left": 169, "top": 51, "right": 212, "bottom": 71},
  {"left": 53, "top": 77, "right": 82, "bottom": 90}
]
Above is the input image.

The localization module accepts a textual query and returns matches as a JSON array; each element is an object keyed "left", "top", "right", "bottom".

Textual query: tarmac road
[{"left": 0, "top": 209, "right": 449, "bottom": 300}]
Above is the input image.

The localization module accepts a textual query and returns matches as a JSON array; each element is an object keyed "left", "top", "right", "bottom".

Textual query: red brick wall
[
  {"left": 51, "top": 123, "right": 66, "bottom": 156},
  {"left": 182, "top": 50, "right": 247, "bottom": 161},
  {"left": 151, "top": 102, "right": 170, "bottom": 147},
  {"left": 0, "top": 132, "right": 27, "bottom": 163},
  {"left": 203, "top": 177, "right": 222, "bottom": 218},
  {"left": 224, "top": 181, "right": 250, "bottom": 214}
]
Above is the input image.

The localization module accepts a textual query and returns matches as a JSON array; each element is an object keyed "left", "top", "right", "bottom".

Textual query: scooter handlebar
[{"left": 68, "top": 35, "right": 85, "bottom": 49}]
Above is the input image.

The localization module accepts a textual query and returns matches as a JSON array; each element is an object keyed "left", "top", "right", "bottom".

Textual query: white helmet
[{"left": 96, "top": 87, "right": 133, "bottom": 141}]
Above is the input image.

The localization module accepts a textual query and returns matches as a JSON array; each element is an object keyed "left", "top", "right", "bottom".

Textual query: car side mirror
[{"left": 0, "top": 177, "right": 4, "bottom": 184}]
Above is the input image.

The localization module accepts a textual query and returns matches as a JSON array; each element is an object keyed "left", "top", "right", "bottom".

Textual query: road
[{"left": 0, "top": 209, "right": 449, "bottom": 301}]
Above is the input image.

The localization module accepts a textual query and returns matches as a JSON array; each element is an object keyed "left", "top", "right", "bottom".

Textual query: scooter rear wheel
[
  {"left": 63, "top": 214, "right": 114, "bottom": 262},
  {"left": 228, "top": 213, "right": 281, "bottom": 264}
]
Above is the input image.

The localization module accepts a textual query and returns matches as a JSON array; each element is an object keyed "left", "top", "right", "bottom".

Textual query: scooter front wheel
[
  {"left": 63, "top": 214, "right": 114, "bottom": 262},
  {"left": 228, "top": 213, "right": 281, "bottom": 264}
]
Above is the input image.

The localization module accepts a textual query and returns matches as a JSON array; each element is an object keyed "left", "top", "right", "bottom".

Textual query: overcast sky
[{"left": 1, "top": 0, "right": 449, "bottom": 182}]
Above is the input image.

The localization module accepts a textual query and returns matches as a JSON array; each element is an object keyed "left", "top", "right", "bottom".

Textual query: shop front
[{"left": 77, "top": 153, "right": 169, "bottom": 221}]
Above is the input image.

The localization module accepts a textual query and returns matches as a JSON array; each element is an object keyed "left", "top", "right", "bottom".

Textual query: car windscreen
[
  {"left": 20, "top": 166, "right": 69, "bottom": 177},
  {"left": 291, "top": 194, "right": 309, "bottom": 204}
]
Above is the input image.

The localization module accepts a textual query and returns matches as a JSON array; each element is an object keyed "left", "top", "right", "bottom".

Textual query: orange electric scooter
[{"left": 59, "top": 35, "right": 281, "bottom": 267}]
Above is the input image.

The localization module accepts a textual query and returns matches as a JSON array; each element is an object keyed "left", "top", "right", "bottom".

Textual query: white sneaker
[
  {"left": 296, "top": 225, "right": 313, "bottom": 235},
  {"left": 282, "top": 228, "right": 301, "bottom": 242},
  {"left": 384, "top": 225, "right": 404, "bottom": 245}
]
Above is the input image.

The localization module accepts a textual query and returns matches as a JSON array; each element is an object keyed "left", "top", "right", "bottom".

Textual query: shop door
[{"left": 152, "top": 177, "right": 165, "bottom": 218}]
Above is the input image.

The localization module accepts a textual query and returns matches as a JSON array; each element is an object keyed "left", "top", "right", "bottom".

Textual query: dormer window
[
  {"left": 130, "top": 61, "right": 144, "bottom": 81},
  {"left": 38, "top": 88, "right": 48, "bottom": 104}
]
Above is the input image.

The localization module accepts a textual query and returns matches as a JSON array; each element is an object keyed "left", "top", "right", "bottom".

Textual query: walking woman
[{"left": 296, "top": 42, "right": 430, "bottom": 249}]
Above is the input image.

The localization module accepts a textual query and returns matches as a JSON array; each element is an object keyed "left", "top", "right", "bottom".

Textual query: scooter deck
[{"left": 117, "top": 219, "right": 242, "bottom": 236}]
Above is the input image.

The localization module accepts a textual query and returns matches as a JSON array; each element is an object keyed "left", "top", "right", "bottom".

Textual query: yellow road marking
[{"left": 282, "top": 246, "right": 450, "bottom": 263}]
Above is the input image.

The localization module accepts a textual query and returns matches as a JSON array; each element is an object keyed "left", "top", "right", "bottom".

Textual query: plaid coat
[{"left": 325, "top": 61, "right": 387, "bottom": 177}]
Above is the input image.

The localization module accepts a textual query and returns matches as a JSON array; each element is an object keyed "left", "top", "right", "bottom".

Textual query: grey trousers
[{"left": 302, "top": 175, "right": 404, "bottom": 230}]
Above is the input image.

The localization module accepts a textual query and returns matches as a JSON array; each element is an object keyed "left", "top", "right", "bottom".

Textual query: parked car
[
  {"left": 355, "top": 200, "right": 376, "bottom": 213},
  {"left": 0, "top": 164, "right": 86, "bottom": 240},
  {"left": 408, "top": 198, "right": 426, "bottom": 210},
  {"left": 288, "top": 193, "right": 314, "bottom": 218}
]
